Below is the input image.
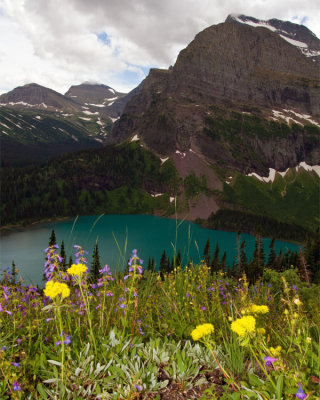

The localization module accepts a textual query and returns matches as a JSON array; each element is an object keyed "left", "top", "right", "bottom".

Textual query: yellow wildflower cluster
[
  {"left": 191, "top": 323, "right": 214, "bottom": 341},
  {"left": 44, "top": 280, "right": 70, "bottom": 300},
  {"left": 67, "top": 263, "right": 87, "bottom": 276},
  {"left": 293, "top": 297, "right": 302, "bottom": 306},
  {"left": 248, "top": 305, "right": 269, "bottom": 314},
  {"left": 269, "top": 346, "right": 282, "bottom": 357},
  {"left": 231, "top": 316, "right": 256, "bottom": 337},
  {"left": 257, "top": 328, "right": 266, "bottom": 335}
]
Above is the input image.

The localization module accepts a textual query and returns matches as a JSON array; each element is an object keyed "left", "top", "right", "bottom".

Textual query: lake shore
[{"left": 0, "top": 216, "right": 73, "bottom": 237}]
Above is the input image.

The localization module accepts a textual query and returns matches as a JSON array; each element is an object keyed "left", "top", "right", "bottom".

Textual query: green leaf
[
  {"left": 276, "top": 375, "right": 284, "bottom": 400},
  {"left": 37, "top": 383, "right": 48, "bottom": 399},
  {"left": 248, "top": 374, "right": 264, "bottom": 387},
  {"left": 47, "top": 359, "right": 62, "bottom": 367}
]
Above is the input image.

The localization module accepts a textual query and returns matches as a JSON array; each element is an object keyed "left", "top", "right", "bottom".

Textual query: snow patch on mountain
[
  {"left": 230, "top": 14, "right": 320, "bottom": 59},
  {"left": 271, "top": 109, "right": 320, "bottom": 127},
  {"left": 247, "top": 162, "right": 320, "bottom": 182}
]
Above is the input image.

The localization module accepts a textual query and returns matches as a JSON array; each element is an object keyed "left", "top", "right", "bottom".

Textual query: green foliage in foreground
[{"left": 0, "top": 244, "right": 319, "bottom": 399}]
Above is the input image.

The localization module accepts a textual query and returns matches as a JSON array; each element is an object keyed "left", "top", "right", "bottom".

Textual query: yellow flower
[
  {"left": 284, "top": 309, "right": 289, "bottom": 315},
  {"left": 269, "top": 346, "right": 282, "bottom": 356},
  {"left": 231, "top": 316, "right": 256, "bottom": 337},
  {"left": 44, "top": 280, "right": 70, "bottom": 300},
  {"left": 293, "top": 298, "right": 302, "bottom": 306},
  {"left": 257, "top": 328, "right": 266, "bottom": 335},
  {"left": 248, "top": 305, "right": 269, "bottom": 314},
  {"left": 306, "top": 337, "right": 312, "bottom": 344},
  {"left": 191, "top": 323, "right": 214, "bottom": 341},
  {"left": 67, "top": 263, "right": 87, "bottom": 276}
]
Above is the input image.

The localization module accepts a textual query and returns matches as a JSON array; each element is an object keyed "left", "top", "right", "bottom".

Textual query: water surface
[{"left": 0, "top": 215, "right": 298, "bottom": 286}]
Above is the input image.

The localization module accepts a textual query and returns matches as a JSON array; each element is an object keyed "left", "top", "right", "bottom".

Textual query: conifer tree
[
  {"left": 220, "top": 251, "right": 227, "bottom": 271},
  {"left": 68, "top": 256, "right": 73, "bottom": 269},
  {"left": 267, "top": 238, "right": 276, "bottom": 268},
  {"left": 11, "top": 261, "right": 17, "bottom": 284},
  {"left": 234, "top": 231, "right": 241, "bottom": 278},
  {"left": 91, "top": 243, "right": 101, "bottom": 283},
  {"left": 49, "top": 229, "right": 57, "bottom": 246},
  {"left": 247, "top": 230, "right": 265, "bottom": 283},
  {"left": 60, "top": 240, "right": 67, "bottom": 271},
  {"left": 240, "top": 240, "right": 248, "bottom": 277},
  {"left": 159, "top": 250, "right": 169, "bottom": 278},
  {"left": 147, "top": 257, "right": 152, "bottom": 271},
  {"left": 203, "top": 238, "right": 211, "bottom": 266},
  {"left": 211, "top": 243, "right": 220, "bottom": 274},
  {"left": 175, "top": 250, "right": 182, "bottom": 268},
  {"left": 151, "top": 258, "right": 156, "bottom": 272}
]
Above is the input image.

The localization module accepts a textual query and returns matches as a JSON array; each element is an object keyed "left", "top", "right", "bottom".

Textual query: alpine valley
[{"left": 1, "top": 14, "right": 319, "bottom": 241}]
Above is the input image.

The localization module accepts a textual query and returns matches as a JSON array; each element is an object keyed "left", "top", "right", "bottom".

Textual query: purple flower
[
  {"left": 11, "top": 362, "right": 20, "bottom": 367},
  {"left": 186, "top": 292, "right": 190, "bottom": 298},
  {"left": 292, "top": 285, "right": 298, "bottom": 290},
  {"left": 64, "top": 335, "right": 71, "bottom": 345},
  {"left": 13, "top": 381, "right": 21, "bottom": 391},
  {"left": 1, "top": 346, "right": 6, "bottom": 351},
  {"left": 295, "top": 383, "right": 307, "bottom": 399},
  {"left": 264, "top": 356, "right": 278, "bottom": 366},
  {"left": 135, "top": 384, "right": 142, "bottom": 391},
  {"left": 200, "top": 306, "right": 206, "bottom": 311}
]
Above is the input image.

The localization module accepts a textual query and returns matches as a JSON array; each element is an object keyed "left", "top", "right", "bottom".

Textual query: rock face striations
[{"left": 111, "top": 16, "right": 320, "bottom": 175}]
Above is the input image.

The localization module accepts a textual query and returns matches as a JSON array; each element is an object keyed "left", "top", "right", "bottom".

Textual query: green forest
[{"left": 1, "top": 142, "right": 180, "bottom": 226}]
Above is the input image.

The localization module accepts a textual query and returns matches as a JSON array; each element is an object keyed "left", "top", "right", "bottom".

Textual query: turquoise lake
[{"left": 0, "top": 214, "right": 299, "bottom": 286}]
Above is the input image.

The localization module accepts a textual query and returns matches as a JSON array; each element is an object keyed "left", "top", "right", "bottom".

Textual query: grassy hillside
[
  {"left": 0, "top": 106, "right": 112, "bottom": 166},
  {"left": 222, "top": 169, "right": 320, "bottom": 231}
]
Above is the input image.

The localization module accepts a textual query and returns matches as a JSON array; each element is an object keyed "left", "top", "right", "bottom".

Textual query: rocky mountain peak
[
  {"left": 226, "top": 14, "right": 320, "bottom": 63},
  {"left": 0, "top": 83, "right": 81, "bottom": 112},
  {"left": 111, "top": 15, "right": 320, "bottom": 176}
]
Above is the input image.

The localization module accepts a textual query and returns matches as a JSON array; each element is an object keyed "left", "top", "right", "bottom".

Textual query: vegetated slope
[
  {"left": 1, "top": 142, "right": 180, "bottom": 226},
  {"left": 0, "top": 106, "right": 105, "bottom": 166},
  {"left": 109, "top": 15, "right": 320, "bottom": 229}
]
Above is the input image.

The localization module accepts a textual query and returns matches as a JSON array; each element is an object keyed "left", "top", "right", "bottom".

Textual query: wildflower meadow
[{"left": 0, "top": 243, "right": 319, "bottom": 399}]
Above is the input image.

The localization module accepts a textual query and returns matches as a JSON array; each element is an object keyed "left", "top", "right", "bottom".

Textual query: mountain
[
  {"left": 227, "top": 14, "right": 320, "bottom": 64},
  {"left": 65, "top": 82, "right": 143, "bottom": 119},
  {"left": 0, "top": 83, "right": 81, "bottom": 112},
  {"left": 110, "top": 15, "right": 320, "bottom": 225},
  {"left": 0, "top": 83, "right": 133, "bottom": 166}
]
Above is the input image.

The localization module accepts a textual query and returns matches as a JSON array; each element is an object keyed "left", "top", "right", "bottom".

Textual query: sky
[{"left": 0, "top": 0, "right": 319, "bottom": 95}]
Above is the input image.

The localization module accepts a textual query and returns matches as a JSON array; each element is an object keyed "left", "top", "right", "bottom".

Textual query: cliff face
[{"left": 111, "top": 18, "right": 320, "bottom": 176}]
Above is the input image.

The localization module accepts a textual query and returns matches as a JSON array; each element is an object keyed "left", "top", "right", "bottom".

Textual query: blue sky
[{"left": 0, "top": 0, "right": 319, "bottom": 95}]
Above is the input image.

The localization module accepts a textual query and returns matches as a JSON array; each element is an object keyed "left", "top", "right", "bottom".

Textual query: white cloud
[{"left": 0, "top": 0, "right": 319, "bottom": 95}]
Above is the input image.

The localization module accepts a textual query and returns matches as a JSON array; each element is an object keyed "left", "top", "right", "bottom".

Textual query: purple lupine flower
[
  {"left": 13, "top": 381, "right": 21, "bottom": 391},
  {"left": 264, "top": 356, "right": 278, "bottom": 366},
  {"left": 64, "top": 335, "right": 71, "bottom": 345},
  {"left": 295, "top": 383, "right": 307, "bottom": 399},
  {"left": 11, "top": 362, "right": 20, "bottom": 367}
]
